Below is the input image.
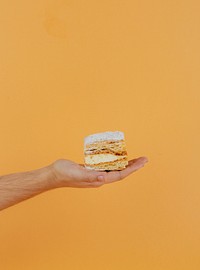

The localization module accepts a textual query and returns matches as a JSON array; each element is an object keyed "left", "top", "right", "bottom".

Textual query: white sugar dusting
[{"left": 84, "top": 131, "right": 125, "bottom": 146}]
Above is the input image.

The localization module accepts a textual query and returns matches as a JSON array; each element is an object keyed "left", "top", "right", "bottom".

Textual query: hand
[{"left": 51, "top": 157, "right": 148, "bottom": 188}]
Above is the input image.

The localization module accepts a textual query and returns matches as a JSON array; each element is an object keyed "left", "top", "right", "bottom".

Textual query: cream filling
[{"left": 85, "top": 154, "right": 126, "bottom": 165}]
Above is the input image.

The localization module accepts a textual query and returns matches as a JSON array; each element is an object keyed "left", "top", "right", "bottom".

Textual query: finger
[
  {"left": 83, "top": 170, "right": 107, "bottom": 183},
  {"left": 120, "top": 156, "right": 148, "bottom": 179},
  {"left": 74, "top": 163, "right": 103, "bottom": 181},
  {"left": 104, "top": 157, "right": 148, "bottom": 184}
]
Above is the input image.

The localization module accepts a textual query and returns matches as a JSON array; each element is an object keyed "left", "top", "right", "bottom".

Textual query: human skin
[{"left": 0, "top": 157, "right": 148, "bottom": 211}]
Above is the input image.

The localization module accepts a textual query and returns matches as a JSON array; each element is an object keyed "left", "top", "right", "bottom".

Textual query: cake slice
[{"left": 84, "top": 131, "right": 128, "bottom": 171}]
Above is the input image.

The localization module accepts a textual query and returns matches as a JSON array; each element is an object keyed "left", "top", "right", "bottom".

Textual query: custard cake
[{"left": 84, "top": 131, "right": 128, "bottom": 171}]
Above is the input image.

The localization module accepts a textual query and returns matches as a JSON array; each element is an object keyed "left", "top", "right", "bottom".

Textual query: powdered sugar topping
[{"left": 84, "top": 131, "right": 125, "bottom": 146}]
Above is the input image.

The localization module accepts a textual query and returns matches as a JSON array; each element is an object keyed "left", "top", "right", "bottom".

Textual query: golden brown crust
[
  {"left": 85, "top": 140, "right": 124, "bottom": 148},
  {"left": 85, "top": 157, "right": 128, "bottom": 166},
  {"left": 85, "top": 140, "right": 127, "bottom": 155},
  {"left": 85, "top": 159, "right": 128, "bottom": 171},
  {"left": 85, "top": 140, "right": 125, "bottom": 150},
  {"left": 84, "top": 139, "right": 128, "bottom": 171},
  {"left": 85, "top": 150, "right": 127, "bottom": 155}
]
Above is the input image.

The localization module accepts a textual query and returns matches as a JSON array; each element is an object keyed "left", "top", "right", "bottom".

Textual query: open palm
[{"left": 52, "top": 157, "right": 148, "bottom": 188}]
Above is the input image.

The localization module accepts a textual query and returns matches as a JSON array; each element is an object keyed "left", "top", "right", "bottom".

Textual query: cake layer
[
  {"left": 85, "top": 140, "right": 127, "bottom": 156},
  {"left": 85, "top": 154, "right": 127, "bottom": 165},
  {"left": 85, "top": 159, "right": 128, "bottom": 171}
]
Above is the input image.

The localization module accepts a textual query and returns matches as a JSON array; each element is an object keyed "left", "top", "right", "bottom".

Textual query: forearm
[
  {"left": 0, "top": 157, "right": 148, "bottom": 211},
  {"left": 0, "top": 165, "right": 55, "bottom": 211}
]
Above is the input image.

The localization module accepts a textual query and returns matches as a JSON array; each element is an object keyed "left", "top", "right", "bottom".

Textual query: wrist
[
  {"left": 48, "top": 161, "right": 69, "bottom": 188},
  {"left": 46, "top": 164, "right": 60, "bottom": 189},
  {"left": 33, "top": 165, "right": 56, "bottom": 190}
]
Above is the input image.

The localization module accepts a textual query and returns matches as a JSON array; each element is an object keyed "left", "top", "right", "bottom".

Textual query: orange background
[{"left": 0, "top": 0, "right": 200, "bottom": 269}]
